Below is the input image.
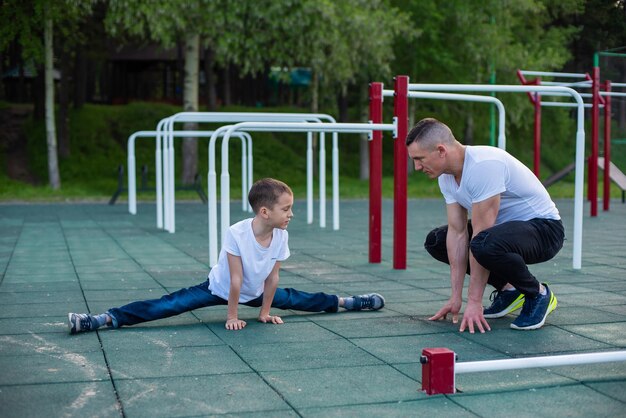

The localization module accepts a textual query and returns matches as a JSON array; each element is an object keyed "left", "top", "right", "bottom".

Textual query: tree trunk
[
  {"left": 181, "top": 33, "right": 199, "bottom": 185},
  {"left": 58, "top": 47, "right": 70, "bottom": 158},
  {"left": 222, "top": 63, "right": 231, "bottom": 106},
  {"left": 204, "top": 46, "right": 217, "bottom": 110},
  {"left": 337, "top": 84, "right": 348, "bottom": 122},
  {"left": 44, "top": 15, "right": 60, "bottom": 189},
  {"left": 73, "top": 45, "right": 86, "bottom": 108}
]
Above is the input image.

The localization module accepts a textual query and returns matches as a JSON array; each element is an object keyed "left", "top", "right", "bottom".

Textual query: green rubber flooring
[{"left": 1, "top": 198, "right": 625, "bottom": 417}]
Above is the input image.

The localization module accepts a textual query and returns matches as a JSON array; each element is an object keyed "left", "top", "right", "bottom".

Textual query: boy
[{"left": 69, "top": 178, "right": 384, "bottom": 333}]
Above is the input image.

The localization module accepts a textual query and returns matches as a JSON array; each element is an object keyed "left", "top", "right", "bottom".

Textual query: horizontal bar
[
  {"left": 456, "top": 351, "right": 626, "bottom": 374},
  {"left": 226, "top": 121, "right": 396, "bottom": 134},
  {"left": 519, "top": 70, "right": 588, "bottom": 78},
  {"left": 540, "top": 102, "right": 596, "bottom": 108},
  {"left": 598, "top": 51, "right": 626, "bottom": 58},
  {"left": 383, "top": 89, "right": 394, "bottom": 97},
  {"left": 608, "top": 82, "right": 626, "bottom": 88},
  {"left": 602, "top": 91, "right": 626, "bottom": 97},
  {"left": 539, "top": 81, "right": 591, "bottom": 88}
]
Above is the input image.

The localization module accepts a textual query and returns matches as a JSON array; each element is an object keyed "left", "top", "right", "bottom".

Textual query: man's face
[{"left": 407, "top": 141, "right": 444, "bottom": 179}]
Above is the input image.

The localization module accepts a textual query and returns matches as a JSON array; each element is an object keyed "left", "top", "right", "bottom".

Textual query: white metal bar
[
  {"left": 602, "top": 91, "right": 626, "bottom": 97},
  {"left": 407, "top": 91, "right": 507, "bottom": 149},
  {"left": 539, "top": 80, "right": 592, "bottom": 88},
  {"left": 519, "top": 70, "right": 587, "bottom": 78},
  {"left": 332, "top": 131, "right": 339, "bottom": 230},
  {"left": 212, "top": 121, "right": 397, "bottom": 264},
  {"left": 161, "top": 112, "right": 337, "bottom": 234},
  {"left": 540, "top": 102, "right": 596, "bottom": 108},
  {"left": 319, "top": 132, "right": 326, "bottom": 228},
  {"left": 307, "top": 132, "right": 313, "bottom": 224},
  {"left": 456, "top": 351, "right": 626, "bottom": 374},
  {"left": 407, "top": 84, "right": 585, "bottom": 270}
]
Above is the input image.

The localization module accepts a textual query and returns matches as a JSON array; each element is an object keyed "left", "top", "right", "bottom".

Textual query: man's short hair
[
  {"left": 248, "top": 178, "right": 293, "bottom": 213},
  {"left": 405, "top": 118, "right": 456, "bottom": 149}
]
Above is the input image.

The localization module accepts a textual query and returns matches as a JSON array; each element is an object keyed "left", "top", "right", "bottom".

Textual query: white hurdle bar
[
  {"left": 456, "top": 351, "right": 626, "bottom": 374},
  {"left": 407, "top": 84, "right": 585, "bottom": 270},
  {"left": 159, "top": 112, "right": 338, "bottom": 233},
  {"left": 421, "top": 347, "right": 626, "bottom": 395},
  {"left": 127, "top": 130, "right": 251, "bottom": 217},
  {"left": 386, "top": 90, "right": 508, "bottom": 149},
  {"left": 206, "top": 120, "right": 397, "bottom": 266}
]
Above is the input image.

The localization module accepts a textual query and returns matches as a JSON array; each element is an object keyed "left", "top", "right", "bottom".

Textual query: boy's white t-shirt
[
  {"left": 208, "top": 218, "right": 290, "bottom": 302},
  {"left": 438, "top": 146, "right": 560, "bottom": 225}
]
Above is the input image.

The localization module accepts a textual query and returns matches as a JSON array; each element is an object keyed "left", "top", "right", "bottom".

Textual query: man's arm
[
  {"left": 459, "top": 194, "right": 500, "bottom": 333},
  {"left": 225, "top": 253, "right": 246, "bottom": 330},
  {"left": 258, "top": 262, "right": 284, "bottom": 325},
  {"left": 429, "top": 202, "right": 468, "bottom": 323}
]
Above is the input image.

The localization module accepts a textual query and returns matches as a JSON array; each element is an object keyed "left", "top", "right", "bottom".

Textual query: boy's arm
[
  {"left": 258, "top": 262, "right": 284, "bottom": 325},
  {"left": 225, "top": 253, "right": 246, "bottom": 330}
]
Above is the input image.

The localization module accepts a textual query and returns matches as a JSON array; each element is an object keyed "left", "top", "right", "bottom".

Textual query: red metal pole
[
  {"left": 603, "top": 81, "right": 612, "bottom": 211},
  {"left": 590, "top": 66, "right": 600, "bottom": 217},
  {"left": 393, "top": 76, "right": 409, "bottom": 270},
  {"left": 369, "top": 82, "right": 383, "bottom": 263},
  {"left": 533, "top": 79, "right": 542, "bottom": 178},
  {"left": 516, "top": 71, "right": 541, "bottom": 177}
]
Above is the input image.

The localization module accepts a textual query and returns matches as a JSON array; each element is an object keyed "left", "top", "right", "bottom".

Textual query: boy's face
[{"left": 267, "top": 192, "right": 294, "bottom": 229}]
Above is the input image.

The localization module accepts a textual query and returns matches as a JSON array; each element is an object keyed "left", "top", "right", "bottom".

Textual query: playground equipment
[
  {"left": 126, "top": 130, "right": 251, "bottom": 216},
  {"left": 369, "top": 77, "right": 586, "bottom": 270},
  {"left": 517, "top": 69, "right": 626, "bottom": 215},
  {"left": 369, "top": 81, "right": 508, "bottom": 266},
  {"left": 420, "top": 347, "right": 626, "bottom": 395},
  {"left": 206, "top": 120, "right": 397, "bottom": 267},
  {"left": 153, "top": 112, "right": 339, "bottom": 233}
]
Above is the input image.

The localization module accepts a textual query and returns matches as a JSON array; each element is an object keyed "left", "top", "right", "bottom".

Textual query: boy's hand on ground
[
  {"left": 428, "top": 298, "right": 462, "bottom": 323},
  {"left": 225, "top": 318, "right": 247, "bottom": 330},
  {"left": 459, "top": 301, "right": 491, "bottom": 334},
  {"left": 258, "top": 314, "right": 283, "bottom": 325}
]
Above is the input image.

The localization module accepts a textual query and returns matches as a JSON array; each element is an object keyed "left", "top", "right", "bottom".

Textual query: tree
[
  {"left": 0, "top": 0, "right": 93, "bottom": 189},
  {"left": 105, "top": 0, "right": 227, "bottom": 184}
]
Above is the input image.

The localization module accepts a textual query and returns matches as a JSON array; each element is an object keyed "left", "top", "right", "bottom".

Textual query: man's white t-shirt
[
  {"left": 438, "top": 146, "right": 560, "bottom": 224},
  {"left": 208, "top": 218, "right": 290, "bottom": 302}
]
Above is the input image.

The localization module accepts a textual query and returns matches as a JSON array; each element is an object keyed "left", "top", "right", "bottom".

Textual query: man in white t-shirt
[
  {"left": 68, "top": 178, "right": 385, "bottom": 334},
  {"left": 406, "top": 118, "right": 564, "bottom": 332}
]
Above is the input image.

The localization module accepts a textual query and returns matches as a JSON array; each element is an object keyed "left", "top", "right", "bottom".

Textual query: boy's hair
[
  {"left": 405, "top": 118, "right": 456, "bottom": 150},
  {"left": 248, "top": 178, "right": 293, "bottom": 213}
]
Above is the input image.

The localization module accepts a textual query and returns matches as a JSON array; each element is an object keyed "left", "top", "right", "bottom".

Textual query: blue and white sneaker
[
  {"left": 510, "top": 284, "right": 557, "bottom": 330},
  {"left": 483, "top": 288, "right": 525, "bottom": 318},
  {"left": 344, "top": 293, "right": 385, "bottom": 311},
  {"left": 68, "top": 313, "right": 95, "bottom": 334}
]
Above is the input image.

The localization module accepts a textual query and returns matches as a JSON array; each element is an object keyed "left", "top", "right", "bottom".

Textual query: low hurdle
[
  {"left": 126, "top": 130, "right": 251, "bottom": 217},
  {"left": 420, "top": 347, "right": 626, "bottom": 395},
  {"left": 156, "top": 112, "right": 338, "bottom": 233},
  {"left": 206, "top": 120, "right": 397, "bottom": 266}
]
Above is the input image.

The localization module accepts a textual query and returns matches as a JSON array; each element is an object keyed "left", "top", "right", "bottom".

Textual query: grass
[{"left": 1, "top": 101, "right": 625, "bottom": 203}]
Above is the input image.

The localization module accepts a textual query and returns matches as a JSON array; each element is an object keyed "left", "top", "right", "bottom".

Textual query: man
[{"left": 406, "top": 118, "right": 564, "bottom": 332}]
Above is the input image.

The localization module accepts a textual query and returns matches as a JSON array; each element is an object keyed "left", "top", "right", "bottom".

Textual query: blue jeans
[
  {"left": 424, "top": 218, "right": 564, "bottom": 297},
  {"left": 107, "top": 280, "right": 339, "bottom": 328}
]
